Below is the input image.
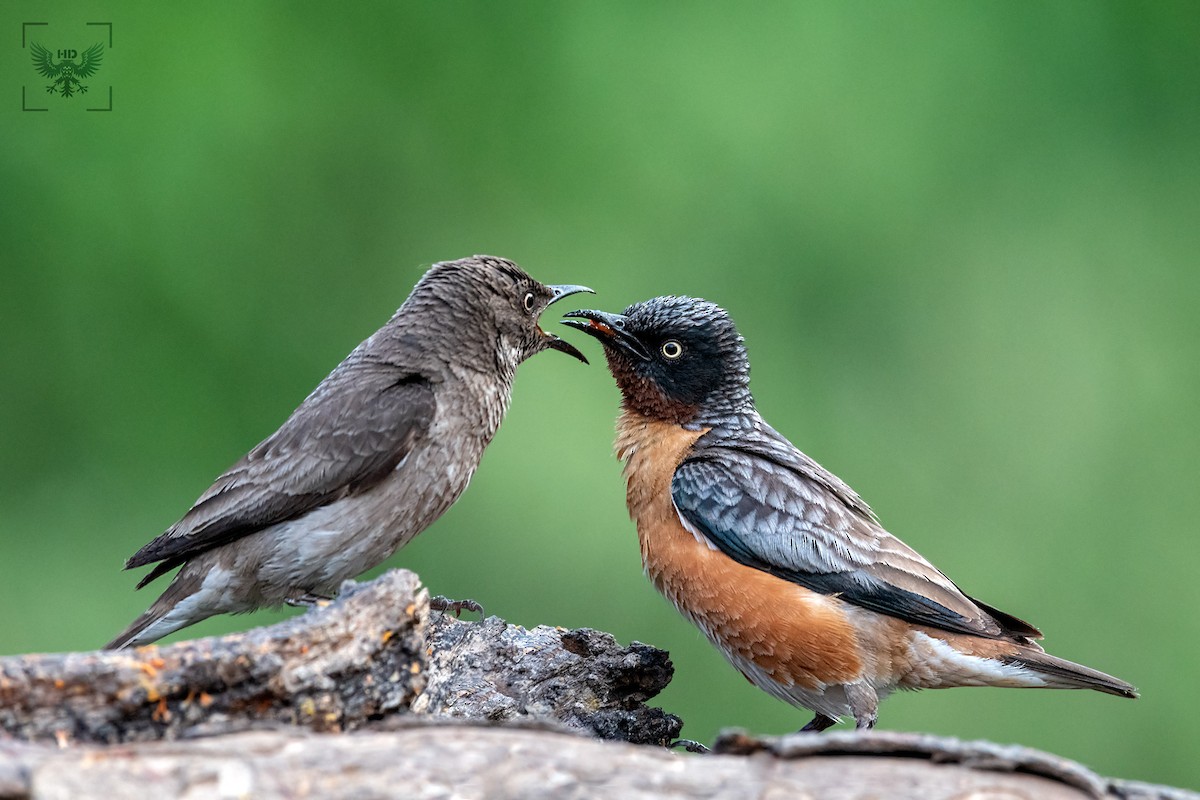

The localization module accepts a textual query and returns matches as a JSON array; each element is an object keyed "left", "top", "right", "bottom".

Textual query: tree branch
[{"left": 0, "top": 570, "right": 679, "bottom": 747}]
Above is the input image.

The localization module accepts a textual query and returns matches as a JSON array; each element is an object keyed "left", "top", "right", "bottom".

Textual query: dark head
[
  {"left": 563, "top": 296, "right": 753, "bottom": 425},
  {"left": 401, "top": 255, "right": 592, "bottom": 370}
]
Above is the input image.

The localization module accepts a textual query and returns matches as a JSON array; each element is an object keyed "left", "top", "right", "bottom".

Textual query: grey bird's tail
[
  {"left": 105, "top": 612, "right": 160, "bottom": 650},
  {"left": 1004, "top": 648, "right": 1139, "bottom": 699},
  {"left": 105, "top": 572, "right": 206, "bottom": 650}
]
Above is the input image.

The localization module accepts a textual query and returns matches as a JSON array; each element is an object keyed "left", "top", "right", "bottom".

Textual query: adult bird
[
  {"left": 563, "top": 296, "right": 1135, "bottom": 731},
  {"left": 107, "top": 255, "right": 590, "bottom": 649}
]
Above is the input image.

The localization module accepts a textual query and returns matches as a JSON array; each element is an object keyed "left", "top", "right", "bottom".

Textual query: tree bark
[
  {"left": 0, "top": 570, "right": 1190, "bottom": 800},
  {"left": 2, "top": 724, "right": 1194, "bottom": 800},
  {"left": 0, "top": 570, "right": 679, "bottom": 747}
]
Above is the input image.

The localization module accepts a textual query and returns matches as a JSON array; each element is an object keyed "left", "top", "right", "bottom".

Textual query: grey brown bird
[
  {"left": 563, "top": 296, "right": 1136, "bottom": 731},
  {"left": 106, "top": 255, "right": 591, "bottom": 649}
]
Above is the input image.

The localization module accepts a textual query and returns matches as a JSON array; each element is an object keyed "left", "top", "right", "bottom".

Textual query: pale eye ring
[
  {"left": 522, "top": 291, "right": 536, "bottom": 313},
  {"left": 660, "top": 340, "right": 683, "bottom": 359}
]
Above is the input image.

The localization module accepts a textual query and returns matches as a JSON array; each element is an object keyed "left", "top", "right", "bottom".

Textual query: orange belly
[{"left": 615, "top": 411, "right": 864, "bottom": 689}]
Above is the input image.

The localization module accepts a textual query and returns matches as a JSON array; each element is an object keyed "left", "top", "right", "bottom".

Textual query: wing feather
[
  {"left": 125, "top": 367, "right": 436, "bottom": 578},
  {"left": 671, "top": 424, "right": 1041, "bottom": 642}
]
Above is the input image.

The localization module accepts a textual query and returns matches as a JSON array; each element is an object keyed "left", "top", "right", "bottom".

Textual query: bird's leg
[
  {"left": 285, "top": 591, "right": 335, "bottom": 608},
  {"left": 846, "top": 682, "right": 879, "bottom": 730},
  {"left": 429, "top": 595, "right": 485, "bottom": 619},
  {"left": 798, "top": 714, "right": 839, "bottom": 732},
  {"left": 668, "top": 739, "right": 710, "bottom": 753}
]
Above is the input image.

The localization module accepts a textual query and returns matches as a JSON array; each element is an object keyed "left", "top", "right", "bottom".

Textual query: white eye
[
  {"left": 660, "top": 340, "right": 683, "bottom": 360},
  {"left": 522, "top": 291, "right": 536, "bottom": 313}
]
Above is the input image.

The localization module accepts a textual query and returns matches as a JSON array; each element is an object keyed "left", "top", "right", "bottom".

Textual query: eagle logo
[{"left": 31, "top": 42, "right": 104, "bottom": 98}]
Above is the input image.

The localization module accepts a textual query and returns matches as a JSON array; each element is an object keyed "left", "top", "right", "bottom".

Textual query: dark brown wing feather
[{"left": 126, "top": 367, "right": 435, "bottom": 581}]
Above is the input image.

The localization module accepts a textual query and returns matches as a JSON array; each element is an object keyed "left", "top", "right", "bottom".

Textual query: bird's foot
[
  {"left": 430, "top": 595, "right": 484, "bottom": 619},
  {"left": 798, "top": 714, "right": 839, "bottom": 732},
  {"left": 846, "top": 682, "right": 879, "bottom": 730},
  {"left": 285, "top": 592, "right": 334, "bottom": 608},
  {"left": 668, "top": 739, "right": 710, "bottom": 753}
]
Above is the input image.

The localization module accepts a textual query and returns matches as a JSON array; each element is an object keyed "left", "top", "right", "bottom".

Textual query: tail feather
[
  {"left": 105, "top": 610, "right": 165, "bottom": 650},
  {"left": 105, "top": 570, "right": 206, "bottom": 650},
  {"left": 1004, "top": 648, "right": 1138, "bottom": 699},
  {"left": 967, "top": 594, "right": 1044, "bottom": 641}
]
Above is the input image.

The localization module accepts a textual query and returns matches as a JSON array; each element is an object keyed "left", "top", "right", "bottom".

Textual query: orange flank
[{"left": 616, "top": 410, "right": 864, "bottom": 689}]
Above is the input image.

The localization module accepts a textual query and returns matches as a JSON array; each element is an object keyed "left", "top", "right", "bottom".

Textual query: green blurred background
[{"left": 2, "top": 1, "right": 1197, "bottom": 789}]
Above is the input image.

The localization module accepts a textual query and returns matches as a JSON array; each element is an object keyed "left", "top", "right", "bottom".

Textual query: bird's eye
[
  {"left": 522, "top": 291, "right": 536, "bottom": 313},
  {"left": 660, "top": 340, "right": 683, "bottom": 360}
]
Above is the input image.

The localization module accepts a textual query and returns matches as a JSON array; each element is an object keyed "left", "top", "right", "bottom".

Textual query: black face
[{"left": 563, "top": 296, "right": 752, "bottom": 424}]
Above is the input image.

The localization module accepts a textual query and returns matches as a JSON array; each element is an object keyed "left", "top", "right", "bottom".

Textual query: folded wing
[
  {"left": 126, "top": 367, "right": 436, "bottom": 588},
  {"left": 671, "top": 424, "right": 1041, "bottom": 642}
]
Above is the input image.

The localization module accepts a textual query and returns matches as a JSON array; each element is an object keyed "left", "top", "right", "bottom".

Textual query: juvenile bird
[
  {"left": 106, "top": 255, "right": 591, "bottom": 649},
  {"left": 563, "top": 296, "right": 1135, "bottom": 731}
]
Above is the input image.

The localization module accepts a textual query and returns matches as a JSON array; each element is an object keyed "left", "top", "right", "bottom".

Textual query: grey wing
[
  {"left": 671, "top": 444, "right": 1039, "bottom": 641},
  {"left": 126, "top": 368, "right": 436, "bottom": 585}
]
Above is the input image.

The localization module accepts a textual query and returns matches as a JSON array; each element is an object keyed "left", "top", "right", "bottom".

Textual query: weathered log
[
  {"left": 0, "top": 570, "right": 680, "bottom": 747},
  {"left": 0, "top": 570, "right": 1191, "bottom": 799},
  {"left": 2, "top": 724, "right": 1195, "bottom": 800},
  {"left": 415, "top": 611, "right": 680, "bottom": 743}
]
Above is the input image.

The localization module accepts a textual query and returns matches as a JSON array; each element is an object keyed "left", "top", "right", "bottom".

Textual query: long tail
[
  {"left": 105, "top": 609, "right": 167, "bottom": 650},
  {"left": 1004, "top": 648, "right": 1138, "bottom": 699},
  {"left": 105, "top": 571, "right": 207, "bottom": 650}
]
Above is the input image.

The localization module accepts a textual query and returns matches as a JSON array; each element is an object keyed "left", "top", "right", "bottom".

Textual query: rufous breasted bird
[
  {"left": 563, "top": 296, "right": 1136, "bottom": 730},
  {"left": 106, "top": 255, "right": 591, "bottom": 650}
]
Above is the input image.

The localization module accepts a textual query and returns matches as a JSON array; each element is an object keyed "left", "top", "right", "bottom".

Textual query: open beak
[
  {"left": 541, "top": 285, "right": 595, "bottom": 364},
  {"left": 560, "top": 309, "right": 652, "bottom": 361}
]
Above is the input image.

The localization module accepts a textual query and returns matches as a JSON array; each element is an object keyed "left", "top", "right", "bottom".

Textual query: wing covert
[
  {"left": 126, "top": 369, "right": 436, "bottom": 581},
  {"left": 671, "top": 443, "right": 1024, "bottom": 640}
]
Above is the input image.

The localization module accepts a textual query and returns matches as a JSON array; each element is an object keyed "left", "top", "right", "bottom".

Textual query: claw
[
  {"left": 285, "top": 592, "right": 334, "bottom": 608},
  {"left": 430, "top": 595, "right": 484, "bottom": 619}
]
